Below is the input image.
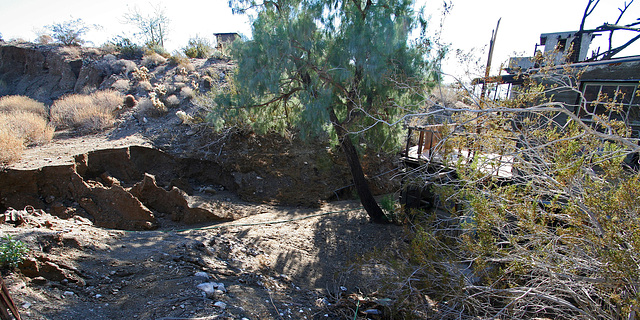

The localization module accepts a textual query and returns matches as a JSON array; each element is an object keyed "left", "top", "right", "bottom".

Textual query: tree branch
[{"left": 608, "top": 0, "right": 634, "bottom": 52}]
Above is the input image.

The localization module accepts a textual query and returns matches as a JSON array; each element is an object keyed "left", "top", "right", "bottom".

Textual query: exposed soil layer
[
  {"left": 1, "top": 145, "right": 236, "bottom": 230},
  {"left": 2, "top": 197, "right": 404, "bottom": 320}
]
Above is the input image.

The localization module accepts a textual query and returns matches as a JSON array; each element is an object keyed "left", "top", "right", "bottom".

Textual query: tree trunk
[{"left": 329, "top": 108, "right": 388, "bottom": 223}]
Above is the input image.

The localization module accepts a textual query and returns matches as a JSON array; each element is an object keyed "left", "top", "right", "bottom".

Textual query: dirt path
[{"left": 2, "top": 198, "right": 403, "bottom": 320}]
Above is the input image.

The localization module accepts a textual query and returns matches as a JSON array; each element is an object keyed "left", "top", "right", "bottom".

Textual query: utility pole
[{"left": 481, "top": 18, "right": 501, "bottom": 103}]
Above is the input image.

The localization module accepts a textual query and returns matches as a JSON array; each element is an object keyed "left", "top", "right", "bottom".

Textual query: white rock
[
  {"left": 214, "top": 301, "right": 227, "bottom": 309},
  {"left": 22, "top": 302, "right": 32, "bottom": 309},
  {"left": 194, "top": 271, "right": 209, "bottom": 278},
  {"left": 197, "top": 282, "right": 216, "bottom": 295},
  {"left": 197, "top": 282, "right": 226, "bottom": 294},
  {"left": 95, "top": 294, "right": 103, "bottom": 299},
  {"left": 63, "top": 291, "right": 74, "bottom": 296}
]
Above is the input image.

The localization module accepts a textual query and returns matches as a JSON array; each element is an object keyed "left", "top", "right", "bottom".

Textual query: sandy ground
[{"left": 2, "top": 186, "right": 404, "bottom": 320}]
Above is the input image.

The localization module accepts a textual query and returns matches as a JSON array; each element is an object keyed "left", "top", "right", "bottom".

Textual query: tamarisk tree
[{"left": 216, "top": 0, "right": 436, "bottom": 223}]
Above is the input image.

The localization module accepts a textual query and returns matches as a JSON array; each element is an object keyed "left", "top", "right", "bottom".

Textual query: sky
[{"left": 0, "top": 0, "right": 638, "bottom": 82}]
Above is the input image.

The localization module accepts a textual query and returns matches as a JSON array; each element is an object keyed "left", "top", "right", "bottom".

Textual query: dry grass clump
[
  {"left": 0, "top": 95, "right": 54, "bottom": 165},
  {"left": 0, "top": 95, "right": 48, "bottom": 117},
  {"left": 0, "top": 112, "right": 54, "bottom": 145},
  {"left": 0, "top": 127, "right": 23, "bottom": 165},
  {"left": 51, "top": 90, "right": 124, "bottom": 132}
]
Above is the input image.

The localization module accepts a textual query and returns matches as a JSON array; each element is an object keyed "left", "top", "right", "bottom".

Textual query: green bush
[
  {"left": 107, "top": 36, "right": 144, "bottom": 60},
  {"left": 183, "top": 36, "right": 213, "bottom": 58},
  {"left": 0, "top": 235, "right": 29, "bottom": 268},
  {"left": 46, "top": 18, "right": 90, "bottom": 46}
]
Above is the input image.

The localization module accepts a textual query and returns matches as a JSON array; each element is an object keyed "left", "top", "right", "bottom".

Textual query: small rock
[
  {"left": 197, "top": 282, "right": 215, "bottom": 295},
  {"left": 194, "top": 271, "right": 209, "bottom": 278},
  {"left": 197, "top": 282, "right": 226, "bottom": 295},
  {"left": 95, "top": 294, "right": 102, "bottom": 299},
  {"left": 30, "top": 277, "right": 47, "bottom": 285},
  {"left": 213, "top": 301, "right": 226, "bottom": 309},
  {"left": 63, "top": 291, "right": 74, "bottom": 296},
  {"left": 22, "top": 302, "right": 32, "bottom": 309}
]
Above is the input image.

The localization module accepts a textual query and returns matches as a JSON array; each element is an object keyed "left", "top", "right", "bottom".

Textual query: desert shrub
[
  {"left": 45, "top": 18, "right": 90, "bottom": 46},
  {"left": 0, "top": 96, "right": 53, "bottom": 163},
  {"left": 142, "top": 52, "right": 167, "bottom": 68},
  {"left": 394, "top": 66, "right": 640, "bottom": 319},
  {"left": 35, "top": 34, "right": 53, "bottom": 45},
  {"left": 111, "top": 79, "right": 131, "bottom": 92},
  {"left": 180, "top": 87, "right": 195, "bottom": 100},
  {"left": 168, "top": 52, "right": 189, "bottom": 66},
  {"left": 164, "top": 95, "right": 180, "bottom": 107},
  {"left": 183, "top": 36, "right": 213, "bottom": 58},
  {"left": 145, "top": 44, "right": 170, "bottom": 58},
  {"left": 0, "top": 235, "right": 29, "bottom": 268},
  {"left": 0, "top": 112, "right": 54, "bottom": 146},
  {"left": 50, "top": 90, "right": 123, "bottom": 132},
  {"left": 105, "top": 36, "right": 144, "bottom": 60},
  {"left": 0, "top": 127, "right": 23, "bottom": 165},
  {"left": 0, "top": 95, "right": 48, "bottom": 117},
  {"left": 136, "top": 81, "right": 153, "bottom": 92}
]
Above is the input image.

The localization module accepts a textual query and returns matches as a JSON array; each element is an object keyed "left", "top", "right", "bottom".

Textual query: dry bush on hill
[
  {"left": 0, "top": 95, "right": 53, "bottom": 164},
  {"left": 0, "top": 112, "right": 54, "bottom": 145},
  {"left": 0, "top": 95, "right": 48, "bottom": 117},
  {"left": 0, "top": 127, "right": 23, "bottom": 165},
  {"left": 51, "top": 90, "right": 124, "bottom": 132}
]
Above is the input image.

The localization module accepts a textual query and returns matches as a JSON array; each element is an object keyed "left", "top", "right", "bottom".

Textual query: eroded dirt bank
[{"left": 1, "top": 145, "right": 236, "bottom": 230}]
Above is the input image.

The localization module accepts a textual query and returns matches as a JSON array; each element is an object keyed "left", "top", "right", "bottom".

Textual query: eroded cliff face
[
  {"left": 0, "top": 146, "right": 233, "bottom": 230},
  {"left": 0, "top": 42, "right": 125, "bottom": 103}
]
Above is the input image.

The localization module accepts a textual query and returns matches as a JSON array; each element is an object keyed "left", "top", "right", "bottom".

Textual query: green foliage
[
  {"left": 0, "top": 235, "right": 29, "bottom": 268},
  {"left": 212, "top": 0, "right": 437, "bottom": 152},
  {"left": 183, "top": 36, "right": 213, "bottom": 58},
  {"left": 380, "top": 194, "right": 396, "bottom": 214},
  {"left": 108, "top": 36, "right": 144, "bottom": 59},
  {"left": 46, "top": 18, "right": 90, "bottom": 46}
]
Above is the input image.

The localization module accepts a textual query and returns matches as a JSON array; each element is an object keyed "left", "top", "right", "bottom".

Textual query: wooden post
[{"left": 417, "top": 131, "right": 425, "bottom": 159}]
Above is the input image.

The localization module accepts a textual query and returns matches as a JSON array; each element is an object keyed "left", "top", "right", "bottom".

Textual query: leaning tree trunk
[{"left": 329, "top": 108, "right": 388, "bottom": 223}]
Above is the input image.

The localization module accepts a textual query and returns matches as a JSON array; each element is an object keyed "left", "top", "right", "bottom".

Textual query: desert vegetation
[
  {"left": 50, "top": 90, "right": 124, "bottom": 132},
  {"left": 0, "top": 96, "right": 53, "bottom": 164},
  {"left": 375, "top": 57, "right": 640, "bottom": 318},
  {"left": 1, "top": 0, "right": 639, "bottom": 319}
]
